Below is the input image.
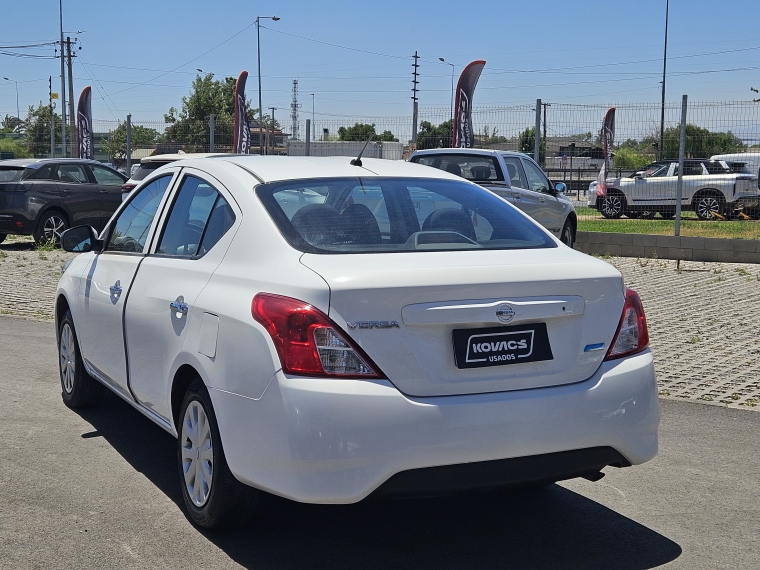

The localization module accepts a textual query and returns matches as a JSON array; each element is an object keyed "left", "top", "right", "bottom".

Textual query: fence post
[
  {"left": 675, "top": 94, "right": 688, "bottom": 237},
  {"left": 305, "top": 119, "right": 311, "bottom": 156},
  {"left": 209, "top": 114, "right": 215, "bottom": 152},
  {"left": 534, "top": 99, "right": 541, "bottom": 164},
  {"left": 126, "top": 114, "right": 132, "bottom": 173},
  {"left": 50, "top": 115, "right": 55, "bottom": 158}
]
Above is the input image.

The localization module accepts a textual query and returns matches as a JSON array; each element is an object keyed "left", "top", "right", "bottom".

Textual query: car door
[
  {"left": 77, "top": 172, "right": 177, "bottom": 398},
  {"left": 125, "top": 170, "right": 238, "bottom": 422},
  {"left": 56, "top": 163, "right": 101, "bottom": 229},
  {"left": 518, "top": 158, "right": 564, "bottom": 233},
  {"left": 88, "top": 163, "right": 127, "bottom": 229}
]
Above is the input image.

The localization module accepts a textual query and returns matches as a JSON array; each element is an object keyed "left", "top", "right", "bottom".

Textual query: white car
[{"left": 56, "top": 156, "right": 659, "bottom": 529}]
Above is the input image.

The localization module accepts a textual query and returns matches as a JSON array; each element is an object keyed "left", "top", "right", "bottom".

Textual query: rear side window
[
  {"left": 28, "top": 164, "right": 56, "bottom": 180},
  {"left": 107, "top": 175, "right": 172, "bottom": 253},
  {"left": 57, "top": 164, "right": 89, "bottom": 184},
  {"left": 258, "top": 177, "right": 553, "bottom": 254},
  {"left": 156, "top": 175, "right": 235, "bottom": 257}
]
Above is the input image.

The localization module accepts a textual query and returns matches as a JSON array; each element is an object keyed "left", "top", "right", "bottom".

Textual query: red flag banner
[
  {"left": 596, "top": 107, "right": 616, "bottom": 197},
  {"left": 233, "top": 71, "right": 251, "bottom": 154},
  {"left": 77, "top": 86, "right": 93, "bottom": 160},
  {"left": 452, "top": 60, "right": 486, "bottom": 148}
]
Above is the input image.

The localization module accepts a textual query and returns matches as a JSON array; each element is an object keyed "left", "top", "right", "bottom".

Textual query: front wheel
[
  {"left": 59, "top": 310, "right": 105, "bottom": 408},
  {"left": 178, "top": 379, "right": 259, "bottom": 529},
  {"left": 599, "top": 194, "right": 625, "bottom": 219},
  {"left": 694, "top": 194, "right": 724, "bottom": 220}
]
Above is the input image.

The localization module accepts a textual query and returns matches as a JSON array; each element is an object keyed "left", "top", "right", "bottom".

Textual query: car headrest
[{"left": 445, "top": 163, "right": 462, "bottom": 177}]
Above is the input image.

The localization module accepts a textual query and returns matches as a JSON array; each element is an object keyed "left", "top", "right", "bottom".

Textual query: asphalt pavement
[{"left": 1, "top": 316, "right": 758, "bottom": 569}]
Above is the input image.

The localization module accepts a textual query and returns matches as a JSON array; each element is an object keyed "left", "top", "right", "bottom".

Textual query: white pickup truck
[{"left": 589, "top": 159, "right": 760, "bottom": 220}]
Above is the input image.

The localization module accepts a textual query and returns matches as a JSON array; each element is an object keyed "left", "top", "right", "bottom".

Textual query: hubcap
[
  {"left": 59, "top": 323, "right": 75, "bottom": 393},
  {"left": 697, "top": 197, "right": 720, "bottom": 219},
  {"left": 43, "top": 215, "right": 66, "bottom": 242},
  {"left": 181, "top": 400, "right": 214, "bottom": 507},
  {"left": 601, "top": 196, "right": 622, "bottom": 217}
]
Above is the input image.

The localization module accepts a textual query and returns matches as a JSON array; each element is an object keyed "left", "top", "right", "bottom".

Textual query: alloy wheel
[
  {"left": 43, "top": 215, "right": 66, "bottom": 242},
  {"left": 59, "top": 323, "right": 76, "bottom": 394},
  {"left": 600, "top": 195, "right": 623, "bottom": 218},
  {"left": 696, "top": 196, "right": 721, "bottom": 220},
  {"left": 181, "top": 400, "right": 214, "bottom": 507}
]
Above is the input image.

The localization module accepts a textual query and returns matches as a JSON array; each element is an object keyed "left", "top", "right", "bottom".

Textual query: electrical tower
[
  {"left": 411, "top": 51, "right": 419, "bottom": 144},
  {"left": 290, "top": 79, "right": 300, "bottom": 140}
]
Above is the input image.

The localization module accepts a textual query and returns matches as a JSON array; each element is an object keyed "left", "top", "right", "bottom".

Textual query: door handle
[
  {"left": 109, "top": 281, "right": 122, "bottom": 297},
  {"left": 170, "top": 298, "right": 189, "bottom": 316},
  {"left": 539, "top": 197, "right": 546, "bottom": 202},
  {"left": 513, "top": 194, "right": 521, "bottom": 199}
]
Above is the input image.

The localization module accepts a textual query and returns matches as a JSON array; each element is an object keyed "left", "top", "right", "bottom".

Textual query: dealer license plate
[{"left": 452, "top": 323, "right": 553, "bottom": 369}]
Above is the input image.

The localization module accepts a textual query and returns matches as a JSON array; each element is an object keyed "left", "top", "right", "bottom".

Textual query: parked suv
[
  {"left": 589, "top": 159, "right": 759, "bottom": 220},
  {"left": 0, "top": 158, "right": 127, "bottom": 244},
  {"left": 409, "top": 149, "right": 577, "bottom": 247}
]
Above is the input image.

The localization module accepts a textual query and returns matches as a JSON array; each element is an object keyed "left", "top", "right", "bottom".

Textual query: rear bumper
[{"left": 210, "top": 350, "right": 659, "bottom": 504}]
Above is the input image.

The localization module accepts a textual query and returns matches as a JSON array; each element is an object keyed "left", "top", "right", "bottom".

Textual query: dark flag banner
[
  {"left": 596, "top": 107, "right": 616, "bottom": 197},
  {"left": 233, "top": 71, "right": 251, "bottom": 154},
  {"left": 452, "top": 60, "right": 486, "bottom": 148},
  {"left": 77, "top": 86, "right": 94, "bottom": 160}
]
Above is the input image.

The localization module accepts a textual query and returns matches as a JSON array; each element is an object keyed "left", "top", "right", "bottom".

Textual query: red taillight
[
  {"left": 121, "top": 183, "right": 136, "bottom": 194},
  {"left": 604, "top": 288, "right": 649, "bottom": 361},
  {"left": 251, "top": 293, "right": 384, "bottom": 378}
]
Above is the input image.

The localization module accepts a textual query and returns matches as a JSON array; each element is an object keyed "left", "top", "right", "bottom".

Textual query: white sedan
[{"left": 56, "top": 155, "right": 659, "bottom": 529}]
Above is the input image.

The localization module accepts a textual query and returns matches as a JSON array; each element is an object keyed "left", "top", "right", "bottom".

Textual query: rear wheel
[
  {"left": 599, "top": 193, "right": 625, "bottom": 219},
  {"left": 59, "top": 310, "right": 105, "bottom": 408},
  {"left": 694, "top": 193, "right": 724, "bottom": 220},
  {"left": 560, "top": 220, "right": 575, "bottom": 248},
  {"left": 178, "top": 379, "right": 259, "bottom": 529},
  {"left": 34, "top": 210, "right": 68, "bottom": 246}
]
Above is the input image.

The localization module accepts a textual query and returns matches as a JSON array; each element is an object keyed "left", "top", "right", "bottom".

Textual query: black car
[{"left": 0, "top": 158, "right": 127, "bottom": 245}]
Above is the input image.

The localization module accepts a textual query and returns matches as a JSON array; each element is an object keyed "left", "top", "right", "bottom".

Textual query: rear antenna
[{"left": 350, "top": 134, "right": 374, "bottom": 166}]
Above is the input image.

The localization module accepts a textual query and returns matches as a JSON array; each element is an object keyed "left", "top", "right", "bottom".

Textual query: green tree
[
  {"left": 104, "top": 122, "right": 160, "bottom": 167},
  {"left": 22, "top": 103, "right": 61, "bottom": 157},
  {"left": 612, "top": 147, "right": 653, "bottom": 169},
  {"left": 337, "top": 123, "right": 397, "bottom": 142},
  {"left": 662, "top": 124, "right": 745, "bottom": 159},
  {"left": 0, "top": 137, "right": 32, "bottom": 158},
  {"left": 1, "top": 115, "right": 25, "bottom": 133},
  {"left": 415, "top": 119, "right": 453, "bottom": 150},
  {"left": 518, "top": 127, "right": 546, "bottom": 163},
  {"left": 480, "top": 125, "right": 507, "bottom": 146}
]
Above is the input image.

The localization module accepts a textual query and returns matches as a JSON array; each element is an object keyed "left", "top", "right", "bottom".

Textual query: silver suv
[
  {"left": 589, "top": 159, "right": 760, "bottom": 220},
  {"left": 409, "top": 149, "right": 577, "bottom": 247}
]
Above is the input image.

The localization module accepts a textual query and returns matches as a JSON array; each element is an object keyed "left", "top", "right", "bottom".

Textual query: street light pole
[
  {"left": 256, "top": 15, "right": 280, "bottom": 156},
  {"left": 59, "top": 0, "right": 66, "bottom": 157},
  {"left": 439, "top": 58, "right": 455, "bottom": 131},
  {"left": 659, "top": 0, "right": 669, "bottom": 160},
  {"left": 310, "top": 93, "right": 315, "bottom": 142},
  {"left": 2, "top": 78, "right": 19, "bottom": 126}
]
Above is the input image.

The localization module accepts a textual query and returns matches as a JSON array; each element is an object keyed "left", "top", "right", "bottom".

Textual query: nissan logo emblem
[{"left": 496, "top": 303, "right": 516, "bottom": 323}]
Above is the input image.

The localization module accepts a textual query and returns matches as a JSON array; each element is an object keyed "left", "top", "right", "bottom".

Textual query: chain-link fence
[{"left": 3, "top": 99, "right": 760, "bottom": 237}]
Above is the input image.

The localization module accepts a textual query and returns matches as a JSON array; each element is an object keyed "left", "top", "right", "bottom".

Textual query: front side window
[
  {"left": 57, "top": 164, "right": 89, "bottom": 184},
  {"left": 156, "top": 175, "right": 234, "bottom": 257},
  {"left": 90, "top": 165, "right": 125, "bottom": 185},
  {"left": 644, "top": 163, "right": 671, "bottom": 177},
  {"left": 522, "top": 159, "right": 550, "bottom": 193},
  {"left": 106, "top": 175, "right": 172, "bottom": 253},
  {"left": 258, "top": 177, "right": 553, "bottom": 254}
]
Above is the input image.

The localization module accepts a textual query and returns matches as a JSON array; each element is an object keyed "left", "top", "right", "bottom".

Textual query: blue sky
[{"left": 2, "top": 0, "right": 760, "bottom": 124}]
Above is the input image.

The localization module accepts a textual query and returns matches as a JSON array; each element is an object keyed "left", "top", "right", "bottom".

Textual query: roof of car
[
  {"left": 0, "top": 157, "right": 108, "bottom": 169},
  {"left": 176, "top": 155, "right": 465, "bottom": 184},
  {"left": 411, "top": 148, "right": 501, "bottom": 157},
  {"left": 140, "top": 152, "right": 230, "bottom": 164}
]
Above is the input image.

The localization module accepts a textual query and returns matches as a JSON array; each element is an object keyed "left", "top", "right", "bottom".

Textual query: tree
[
  {"left": 415, "top": 119, "right": 453, "bottom": 150},
  {"left": 662, "top": 124, "right": 745, "bottom": 159},
  {"left": 479, "top": 126, "right": 507, "bottom": 146},
  {"left": 104, "top": 122, "right": 160, "bottom": 167},
  {"left": 1, "top": 115, "right": 24, "bottom": 134},
  {"left": 0, "top": 137, "right": 32, "bottom": 158},
  {"left": 22, "top": 103, "right": 61, "bottom": 157},
  {"left": 518, "top": 127, "right": 545, "bottom": 163},
  {"left": 612, "top": 148, "right": 652, "bottom": 169},
  {"left": 163, "top": 73, "right": 278, "bottom": 151},
  {"left": 337, "top": 123, "right": 397, "bottom": 142}
]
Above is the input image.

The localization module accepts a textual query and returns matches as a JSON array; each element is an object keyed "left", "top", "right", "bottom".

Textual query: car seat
[
  {"left": 506, "top": 163, "right": 518, "bottom": 185},
  {"left": 340, "top": 204, "right": 382, "bottom": 245},
  {"left": 470, "top": 166, "right": 491, "bottom": 181},
  {"left": 445, "top": 163, "right": 462, "bottom": 177},
  {"left": 290, "top": 204, "right": 344, "bottom": 246},
  {"left": 421, "top": 209, "right": 477, "bottom": 241}
]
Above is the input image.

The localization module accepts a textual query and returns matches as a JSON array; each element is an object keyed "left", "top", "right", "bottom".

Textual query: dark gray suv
[{"left": 0, "top": 158, "right": 127, "bottom": 245}]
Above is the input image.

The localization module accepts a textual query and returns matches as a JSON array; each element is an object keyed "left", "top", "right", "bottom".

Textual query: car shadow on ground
[
  {"left": 75, "top": 392, "right": 682, "bottom": 570},
  {"left": 0, "top": 240, "right": 35, "bottom": 251}
]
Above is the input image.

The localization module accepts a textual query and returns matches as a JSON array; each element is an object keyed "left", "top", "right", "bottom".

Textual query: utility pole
[
  {"left": 66, "top": 37, "right": 76, "bottom": 157},
  {"left": 49, "top": 76, "right": 55, "bottom": 157},
  {"left": 290, "top": 79, "right": 299, "bottom": 141},
  {"left": 411, "top": 51, "right": 419, "bottom": 144},
  {"left": 59, "top": 0, "right": 66, "bottom": 157},
  {"left": 659, "top": 0, "right": 669, "bottom": 160},
  {"left": 269, "top": 107, "right": 277, "bottom": 154},
  {"left": 542, "top": 102, "right": 551, "bottom": 145}
]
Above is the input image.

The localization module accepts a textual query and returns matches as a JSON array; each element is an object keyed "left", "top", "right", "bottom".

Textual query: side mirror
[
  {"left": 553, "top": 182, "right": 567, "bottom": 194},
  {"left": 633, "top": 172, "right": 644, "bottom": 179},
  {"left": 61, "top": 225, "right": 103, "bottom": 253}
]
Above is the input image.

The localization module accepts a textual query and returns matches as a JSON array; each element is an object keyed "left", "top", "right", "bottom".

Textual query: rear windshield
[
  {"left": 257, "top": 177, "right": 554, "bottom": 254},
  {"left": 132, "top": 162, "right": 168, "bottom": 181},
  {"left": 411, "top": 154, "right": 504, "bottom": 182},
  {"left": 0, "top": 167, "right": 28, "bottom": 182}
]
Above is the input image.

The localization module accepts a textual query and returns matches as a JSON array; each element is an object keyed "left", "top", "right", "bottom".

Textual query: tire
[
  {"left": 599, "top": 193, "right": 625, "bottom": 219},
  {"left": 560, "top": 220, "right": 575, "bottom": 248},
  {"left": 178, "top": 379, "right": 259, "bottom": 529},
  {"left": 694, "top": 193, "right": 724, "bottom": 220},
  {"left": 59, "top": 309, "right": 105, "bottom": 408},
  {"left": 34, "top": 210, "right": 68, "bottom": 246}
]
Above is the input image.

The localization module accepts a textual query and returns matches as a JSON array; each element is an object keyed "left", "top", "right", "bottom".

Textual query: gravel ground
[{"left": 1, "top": 235, "right": 758, "bottom": 410}]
